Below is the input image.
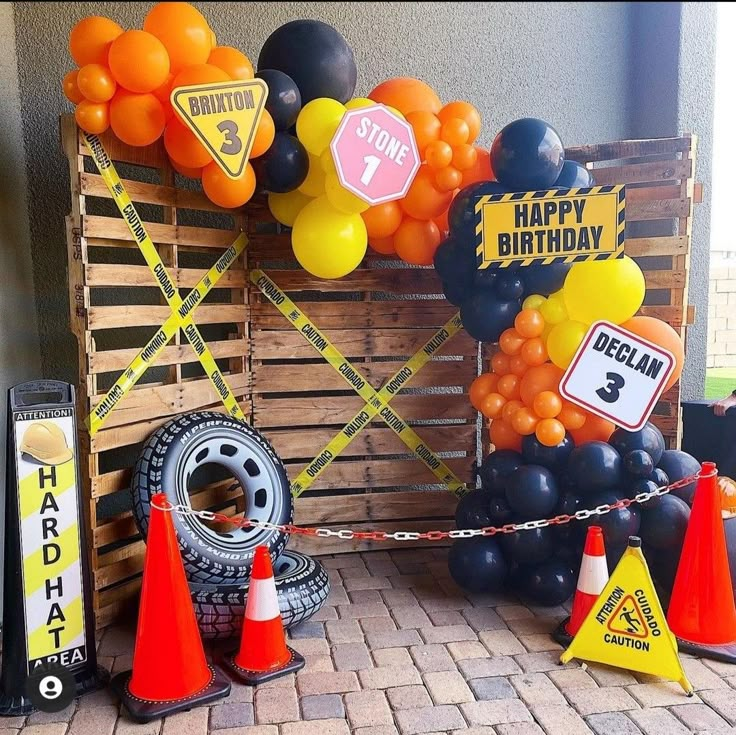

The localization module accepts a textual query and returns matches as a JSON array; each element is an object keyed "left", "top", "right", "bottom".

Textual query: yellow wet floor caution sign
[{"left": 560, "top": 536, "right": 693, "bottom": 695}]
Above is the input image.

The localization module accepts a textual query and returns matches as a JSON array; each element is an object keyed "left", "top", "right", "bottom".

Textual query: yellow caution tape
[
  {"left": 251, "top": 270, "right": 468, "bottom": 497},
  {"left": 82, "top": 132, "right": 247, "bottom": 434}
]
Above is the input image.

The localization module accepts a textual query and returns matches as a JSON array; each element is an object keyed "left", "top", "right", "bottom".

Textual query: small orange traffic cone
[
  {"left": 223, "top": 546, "right": 305, "bottom": 685},
  {"left": 553, "top": 526, "right": 608, "bottom": 647},
  {"left": 668, "top": 462, "right": 736, "bottom": 663},
  {"left": 111, "top": 494, "right": 230, "bottom": 722}
]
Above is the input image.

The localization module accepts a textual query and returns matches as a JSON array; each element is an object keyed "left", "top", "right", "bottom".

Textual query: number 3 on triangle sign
[{"left": 171, "top": 79, "right": 268, "bottom": 179}]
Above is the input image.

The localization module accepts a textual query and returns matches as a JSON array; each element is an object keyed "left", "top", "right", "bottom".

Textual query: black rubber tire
[
  {"left": 132, "top": 411, "right": 292, "bottom": 584},
  {"left": 191, "top": 551, "right": 330, "bottom": 640}
]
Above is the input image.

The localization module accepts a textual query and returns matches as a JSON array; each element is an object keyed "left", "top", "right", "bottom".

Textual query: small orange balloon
[
  {"left": 511, "top": 407, "right": 539, "bottom": 436},
  {"left": 434, "top": 166, "right": 462, "bottom": 192},
  {"left": 470, "top": 373, "right": 500, "bottom": 411},
  {"left": 250, "top": 110, "right": 276, "bottom": 158},
  {"left": 440, "top": 118, "right": 470, "bottom": 146},
  {"left": 108, "top": 30, "right": 170, "bottom": 94},
  {"left": 77, "top": 63, "right": 117, "bottom": 103},
  {"left": 498, "top": 374, "right": 521, "bottom": 400},
  {"left": 362, "top": 202, "right": 403, "bottom": 239},
  {"left": 172, "top": 63, "right": 230, "bottom": 92},
  {"left": 171, "top": 159, "right": 202, "bottom": 179},
  {"left": 499, "top": 328, "right": 525, "bottom": 356},
  {"left": 508, "top": 355, "right": 529, "bottom": 377},
  {"left": 202, "top": 160, "right": 256, "bottom": 208},
  {"left": 368, "top": 77, "right": 442, "bottom": 116},
  {"left": 438, "top": 101, "right": 481, "bottom": 143},
  {"left": 515, "top": 308, "right": 545, "bottom": 338},
  {"left": 425, "top": 141, "right": 453, "bottom": 170},
  {"left": 208, "top": 45, "right": 254, "bottom": 80},
  {"left": 490, "top": 419, "right": 523, "bottom": 452},
  {"left": 558, "top": 401, "right": 587, "bottom": 430},
  {"left": 536, "top": 418, "right": 566, "bottom": 447},
  {"left": 570, "top": 412, "right": 615, "bottom": 445},
  {"left": 110, "top": 91, "right": 166, "bottom": 146},
  {"left": 451, "top": 144, "right": 478, "bottom": 171},
  {"left": 152, "top": 74, "right": 175, "bottom": 122},
  {"left": 75, "top": 100, "right": 109, "bottom": 134},
  {"left": 491, "top": 352, "right": 511, "bottom": 376},
  {"left": 520, "top": 363, "right": 564, "bottom": 407},
  {"left": 63, "top": 70, "right": 84, "bottom": 105},
  {"left": 533, "top": 390, "right": 563, "bottom": 419},
  {"left": 460, "top": 147, "right": 493, "bottom": 188},
  {"left": 502, "top": 399, "right": 524, "bottom": 424},
  {"left": 69, "top": 16, "right": 123, "bottom": 66},
  {"left": 368, "top": 236, "right": 396, "bottom": 255},
  {"left": 520, "top": 337, "right": 548, "bottom": 367},
  {"left": 164, "top": 119, "right": 212, "bottom": 168},
  {"left": 481, "top": 393, "right": 506, "bottom": 420},
  {"left": 405, "top": 110, "right": 441, "bottom": 156},
  {"left": 399, "top": 166, "right": 453, "bottom": 220},
  {"left": 394, "top": 218, "right": 441, "bottom": 266}
]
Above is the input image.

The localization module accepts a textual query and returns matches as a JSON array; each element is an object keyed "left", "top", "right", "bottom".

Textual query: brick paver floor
[{"left": 4, "top": 548, "right": 736, "bottom": 734}]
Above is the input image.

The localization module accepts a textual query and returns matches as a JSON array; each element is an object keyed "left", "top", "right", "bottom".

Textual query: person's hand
[{"left": 710, "top": 393, "right": 736, "bottom": 417}]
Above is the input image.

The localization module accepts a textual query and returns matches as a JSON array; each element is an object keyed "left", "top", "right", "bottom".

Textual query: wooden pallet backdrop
[{"left": 63, "top": 116, "right": 698, "bottom": 629}]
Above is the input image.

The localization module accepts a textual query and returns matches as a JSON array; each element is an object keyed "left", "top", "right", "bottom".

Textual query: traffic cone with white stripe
[
  {"left": 223, "top": 546, "right": 305, "bottom": 685},
  {"left": 553, "top": 526, "right": 609, "bottom": 647}
]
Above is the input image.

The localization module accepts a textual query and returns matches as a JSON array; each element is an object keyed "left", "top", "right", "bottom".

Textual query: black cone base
[
  {"left": 676, "top": 637, "right": 736, "bottom": 665},
  {"left": 552, "top": 617, "right": 574, "bottom": 648},
  {"left": 111, "top": 665, "right": 230, "bottom": 723},
  {"left": 222, "top": 646, "right": 305, "bottom": 686}
]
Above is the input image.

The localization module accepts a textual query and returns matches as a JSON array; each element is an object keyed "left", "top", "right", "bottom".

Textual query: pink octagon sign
[{"left": 330, "top": 104, "right": 420, "bottom": 205}]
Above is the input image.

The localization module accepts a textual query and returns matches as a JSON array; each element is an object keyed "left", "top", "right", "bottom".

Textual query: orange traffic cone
[
  {"left": 553, "top": 526, "right": 609, "bottom": 646},
  {"left": 668, "top": 461, "right": 736, "bottom": 663},
  {"left": 111, "top": 494, "right": 230, "bottom": 722},
  {"left": 223, "top": 546, "right": 305, "bottom": 685}
]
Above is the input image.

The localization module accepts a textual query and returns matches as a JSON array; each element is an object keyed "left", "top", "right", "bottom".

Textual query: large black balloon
[
  {"left": 479, "top": 450, "right": 523, "bottom": 495},
  {"left": 448, "top": 181, "right": 508, "bottom": 241},
  {"left": 501, "top": 526, "right": 553, "bottom": 565},
  {"left": 520, "top": 559, "right": 576, "bottom": 606},
  {"left": 255, "top": 69, "right": 302, "bottom": 130},
  {"left": 553, "top": 160, "right": 594, "bottom": 189},
  {"left": 433, "top": 236, "right": 475, "bottom": 286},
  {"left": 582, "top": 491, "right": 640, "bottom": 547},
  {"left": 519, "top": 262, "right": 571, "bottom": 297},
  {"left": 442, "top": 279, "right": 470, "bottom": 307},
  {"left": 658, "top": 449, "right": 700, "bottom": 505},
  {"left": 251, "top": 133, "right": 308, "bottom": 193},
  {"left": 257, "top": 20, "right": 357, "bottom": 103},
  {"left": 488, "top": 496, "right": 514, "bottom": 525},
  {"left": 609, "top": 423, "right": 665, "bottom": 466},
  {"left": 490, "top": 118, "right": 565, "bottom": 191},
  {"left": 568, "top": 441, "right": 623, "bottom": 493},
  {"left": 460, "top": 290, "right": 520, "bottom": 343},
  {"left": 448, "top": 537, "right": 508, "bottom": 593},
  {"left": 639, "top": 494, "right": 689, "bottom": 550},
  {"left": 455, "top": 490, "right": 492, "bottom": 530},
  {"left": 521, "top": 433, "right": 574, "bottom": 472},
  {"left": 506, "top": 465, "right": 559, "bottom": 518}
]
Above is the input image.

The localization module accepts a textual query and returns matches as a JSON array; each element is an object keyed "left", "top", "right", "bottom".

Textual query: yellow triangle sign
[
  {"left": 171, "top": 79, "right": 268, "bottom": 179},
  {"left": 560, "top": 538, "right": 693, "bottom": 695}
]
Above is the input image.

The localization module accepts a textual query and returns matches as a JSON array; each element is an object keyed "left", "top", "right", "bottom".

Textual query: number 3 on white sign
[
  {"left": 361, "top": 155, "right": 381, "bottom": 185},
  {"left": 596, "top": 372, "right": 625, "bottom": 403}
]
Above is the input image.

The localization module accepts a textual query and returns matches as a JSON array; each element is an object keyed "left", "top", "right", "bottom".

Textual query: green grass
[{"left": 705, "top": 368, "right": 736, "bottom": 400}]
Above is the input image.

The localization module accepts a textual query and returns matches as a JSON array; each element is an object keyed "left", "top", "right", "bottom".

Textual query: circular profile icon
[{"left": 26, "top": 663, "right": 76, "bottom": 712}]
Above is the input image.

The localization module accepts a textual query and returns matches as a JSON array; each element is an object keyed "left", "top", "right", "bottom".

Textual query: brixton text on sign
[
  {"left": 331, "top": 104, "right": 420, "bottom": 205},
  {"left": 171, "top": 79, "right": 268, "bottom": 179}
]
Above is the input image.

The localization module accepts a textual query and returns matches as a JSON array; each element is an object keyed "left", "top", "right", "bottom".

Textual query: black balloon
[
  {"left": 251, "top": 132, "right": 308, "bottom": 192},
  {"left": 433, "top": 236, "right": 475, "bottom": 285},
  {"left": 255, "top": 69, "right": 302, "bottom": 130},
  {"left": 488, "top": 495, "right": 514, "bottom": 525},
  {"left": 582, "top": 491, "right": 640, "bottom": 547},
  {"left": 553, "top": 160, "right": 594, "bottom": 189},
  {"left": 448, "top": 181, "right": 507, "bottom": 241},
  {"left": 479, "top": 450, "right": 523, "bottom": 495},
  {"left": 658, "top": 449, "right": 700, "bottom": 505},
  {"left": 460, "top": 290, "right": 521, "bottom": 343},
  {"left": 624, "top": 449, "right": 654, "bottom": 478},
  {"left": 257, "top": 20, "right": 357, "bottom": 103},
  {"left": 518, "top": 262, "right": 571, "bottom": 297},
  {"left": 521, "top": 433, "right": 575, "bottom": 472},
  {"left": 495, "top": 272, "right": 524, "bottom": 301},
  {"left": 639, "top": 494, "right": 690, "bottom": 550},
  {"left": 520, "top": 559, "right": 576, "bottom": 606},
  {"left": 455, "top": 490, "right": 492, "bottom": 530},
  {"left": 474, "top": 269, "right": 499, "bottom": 290},
  {"left": 442, "top": 279, "right": 470, "bottom": 306},
  {"left": 648, "top": 467, "right": 669, "bottom": 487},
  {"left": 490, "top": 118, "right": 565, "bottom": 191},
  {"left": 501, "top": 526, "right": 553, "bottom": 565},
  {"left": 628, "top": 479, "right": 663, "bottom": 510},
  {"left": 609, "top": 422, "right": 665, "bottom": 466},
  {"left": 506, "top": 465, "right": 559, "bottom": 518},
  {"left": 448, "top": 537, "right": 508, "bottom": 593},
  {"left": 568, "top": 441, "right": 623, "bottom": 493},
  {"left": 552, "top": 493, "right": 580, "bottom": 545}
]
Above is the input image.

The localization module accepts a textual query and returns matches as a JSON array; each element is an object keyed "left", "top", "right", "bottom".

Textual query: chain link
[{"left": 156, "top": 471, "right": 703, "bottom": 543}]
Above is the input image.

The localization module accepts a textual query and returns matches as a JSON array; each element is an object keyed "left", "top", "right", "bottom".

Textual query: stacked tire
[{"left": 131, "top": 411, "right": 329, "bottom": 639}]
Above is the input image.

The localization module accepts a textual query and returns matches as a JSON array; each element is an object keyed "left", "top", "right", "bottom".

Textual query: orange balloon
[
  {"left": 498, "top": 374, "right": 521, "bottom": 400},
  {"left": 77, "top": 63, "right": 117, "bottom": 103},
  {"left": 470, "top": 373, "right": 500, "bottom": 411},
  {"left": 438, "top": 101, "right": 481, "bottom": 143},
  {"left": 208, "top": 45, "right": 254, "bottom": 80},
  {"left": 536, "top": 418, "right": 566, "bottom": 447},
  {"left": 362, "top": 202, "right": 403, "bottom": 239},
  {"left": 172, "top": 63, "right": 230, "bottom": 91},
  {"left": 481, "top": 393, "right": 507, "bottom": 420},
  {"left": 433, "top": 206, "right": 450, "bottom": 237},
  {"left": 164, "top": 119, "right": 212, "bottom": 168},
  {"left": 62, "top": 70, "right": 84, "bottom": 105},
  {"left": 502, "top": 399, "right": 524, "bottom": 424},
  {"left": 558, "top": 401, "right": 587, "bottom": 430},
  {"left": 171, "top": 159, "right": 202, "bottom": 179},
  {"left": 251, "top": 110, "right": 276, "bottom": 158},
  {"left": 110, "top": 91, "right": 166, "bottom": 147},
  {"left": 202, "top": 160, "right": 256, "bottom": 208},
  {"left": 405, "top": 111, "right": 441, "bottom": 156},
  {"left": 152, "top": 74, "right": 175, "bottom": 122},
  {"left": 69, "top": 16, "right": 123, "bottom": 66},
  {"left": 451, "top": 144, "right": 478, "bottom": 172},
  {"left": 426, "top": 141, "right": 453, "bottom": 170},
  {"left": 440, "top": 118, "right": 470, "bottom": 146},
  {"left": 491, "top": 352, "right": 511, "bottom": 376},
  {"left": 520, "top": 337, "right": 548, "bottom": 366},
  {"left": 499, "top": 328, "right": 525, "bottom": 356},
  {"left": 490, "top": 419, "right": 523, "bottom": 452},
  {"left": 515, "top": 308, "right": 545, "bottom": 338},
  {"left": 400, "top": 166, "right": 453, "bottom": 220},
  {"left": 369, "top": 236, "right": 396, "bottom": 255},
  {"left": 368, "top": 77, "right": 442, "bottom": 116},
  {"left": 394, "top": 218, "right": 441, "bottom": 266},
  {"left": 434, "top": 166, "right": 462, "bottom": 192},
  {"left": 508, "top": 355, "right": 529, "bottom": 377},
  {"left": 533, "top": 390, "right": 563, "bottom": 419},
  {"left": 143, "top": 1, "right": 213, "bottom": 74},
  {"left": 620, "top": 316, "right": 684, "bottom": 391},
  {"left": 511, "top": 407, "right": 539, "bottom": 436},
  {"left": 108, "top": 31, "right": 170, "bottom": 94},
  {"left": 570, "top": 412, "right": 615, "bottom": 445},
  {"left": 460, "top": 147, "right": 493, "bottom": 188},
  {"left": 75, "top": 100, "right": 109, "bottom": 134},
  {"left": 520, "top": 364, "right": 564, "bottom": 407}
]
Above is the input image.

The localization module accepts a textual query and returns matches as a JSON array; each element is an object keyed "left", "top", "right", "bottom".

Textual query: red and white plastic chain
[{"left": 158, "top": 472, "right": 703, "bottom": 543}]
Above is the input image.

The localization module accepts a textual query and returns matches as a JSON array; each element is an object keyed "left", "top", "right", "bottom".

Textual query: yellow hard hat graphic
[{"left": 20, "top": 422, "right": 74, "bottom": 466}]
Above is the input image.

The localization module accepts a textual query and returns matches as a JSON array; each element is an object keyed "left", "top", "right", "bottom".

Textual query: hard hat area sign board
[
  {"left": 560, "top": 321, "right": 675, "bottom": 432},
  {"left": 331, "top": 104, "right": 420, "bottom": 205}
]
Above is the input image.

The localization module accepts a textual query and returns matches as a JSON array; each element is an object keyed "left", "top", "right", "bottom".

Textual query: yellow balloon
[
  {"left": 539, "top": 294, "right": 567, "bottom": 325},
  {"left": 345, "top": 97, "right": 374, "bottom": 110},
  {"left": 563, "top": 255, "right": 646, "bottom": 325},
  {"left": 292, "top": 196, "right": 367, "bottom": 279},
  {"left": 325, "top": 173, "right": 370, "bottom": 214},
  {"left": 523, "top": 294, "right": 546, "bottom": 310},
  {"left": 268, "top": 190, "right": 312, "bottom": 227},
  {"left": 320, "top": 148, "right": 337, "bottom": 174},
  {"left": 296, "top": 97, "right": 346, "bottom": 155},
  {"left": 298, "top": 154, "right": 326, "bottom": 197},
  {"left": 547, "top": 320, "right": 589, "bottom": 369}
]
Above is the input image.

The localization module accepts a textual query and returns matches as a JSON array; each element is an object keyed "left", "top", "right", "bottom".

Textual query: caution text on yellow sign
[
  {"left": 560, "top": 540, "right": 693, "bottom": 695},
  {"left": 475, "top": 185, "right": 625, "bottom": 269},
  {"left": 171, "top": 79, "right": 268, "bottom": 179}
]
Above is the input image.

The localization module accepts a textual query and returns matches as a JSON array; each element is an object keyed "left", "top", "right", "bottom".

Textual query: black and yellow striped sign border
[{"left": 474, "top": 184, "right": 625, "bottom": 269}]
